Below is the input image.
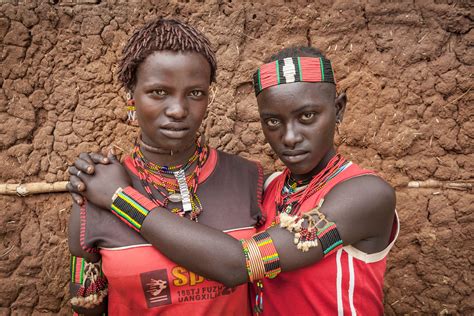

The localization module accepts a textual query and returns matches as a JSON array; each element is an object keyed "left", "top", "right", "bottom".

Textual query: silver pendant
[
  {"left": 168, "top": 193, "right": 182, "bottom": 203},
  {"left": 173, "top": 169, "right": 192, "bottom": 212}
]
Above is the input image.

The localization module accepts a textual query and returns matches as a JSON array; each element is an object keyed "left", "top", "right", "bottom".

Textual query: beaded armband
[
  {"left": 70, "top": 256, "right": 108, "bottom": 308},
  {"left": 279, "top": 198, "right": 343, "bottom": 255},
  {"left": 241, "top": 231, "right": 281, "bottom": 283},
  {"left": 111, "top": 186, "right": 156, "bottom": 232}
]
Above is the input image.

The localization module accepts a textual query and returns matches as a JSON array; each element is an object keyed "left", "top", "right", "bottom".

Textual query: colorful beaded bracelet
[
  {"left": 111, "top": 186, "right": 156, "bottom": 232},
  {"left": 70, "top": 256, "right": 108, "bottom": 309},
  {"left": 241, "top": 231, "right": 281, "bottom": 283},
  {"left": 317, "top": 222, "right": 343, "bottom": 256}
]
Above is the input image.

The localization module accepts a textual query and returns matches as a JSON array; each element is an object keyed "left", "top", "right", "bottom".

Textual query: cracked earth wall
[{"left": 0, "top": 0, "right": 472, "bottom": 314}]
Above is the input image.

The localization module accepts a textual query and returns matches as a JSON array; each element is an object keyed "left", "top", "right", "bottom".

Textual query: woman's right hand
[{"left": 67, "top": 151, "right": 132, "bottom": 209}]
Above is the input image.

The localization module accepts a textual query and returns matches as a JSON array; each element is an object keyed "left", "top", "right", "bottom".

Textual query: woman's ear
[{"left": 335, "top": 92, "right": 347, "bottom": 123}]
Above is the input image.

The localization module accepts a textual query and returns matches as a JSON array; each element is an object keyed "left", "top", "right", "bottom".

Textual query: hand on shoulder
[{"left": 68, "top": 151, "right": 132, "bottom": 209}]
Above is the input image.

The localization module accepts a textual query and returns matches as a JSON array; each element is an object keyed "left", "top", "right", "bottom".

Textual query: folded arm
[{"left": 69, "top": 155, "right": 395, "bottom": 288}]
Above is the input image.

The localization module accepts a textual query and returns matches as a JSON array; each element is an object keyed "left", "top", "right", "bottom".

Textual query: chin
[{"left": 284, "top": 163, "right": 314, "bottom": 177}]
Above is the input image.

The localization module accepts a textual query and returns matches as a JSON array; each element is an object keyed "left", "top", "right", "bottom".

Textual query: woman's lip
[
  {"left": 160, "top": 128, "right": 190, "bottom": 139},
  {"left": 281, "top": 152, "right": 309, "bottom": 164}
]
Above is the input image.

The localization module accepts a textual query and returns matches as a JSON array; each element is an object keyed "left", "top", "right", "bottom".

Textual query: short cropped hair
[{"left": 118, "top": 18, "right": 217, "bottom": 91}]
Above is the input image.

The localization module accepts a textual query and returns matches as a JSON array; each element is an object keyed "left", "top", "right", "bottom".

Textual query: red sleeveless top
[
  {"left": 77, "top": 149, "right": 264, "bottom": 315},
  {"left": 258, "top": 161, "right": 399, "bottom": 316}
]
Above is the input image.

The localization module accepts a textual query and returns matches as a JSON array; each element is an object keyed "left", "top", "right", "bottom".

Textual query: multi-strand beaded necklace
[
  {"left": 274, "top": 154, "right": 351, "bottom": 217},
  {"left": 131, "top": 142, "right": 208, "bottom": 222},
  {"left": 253, "top": 154, "right": 350, "bottom": 314}
]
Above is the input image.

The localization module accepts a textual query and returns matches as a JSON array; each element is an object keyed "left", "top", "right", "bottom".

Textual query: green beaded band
[{"left": 110, "top": 186, "right": 156, "bottom": 232}]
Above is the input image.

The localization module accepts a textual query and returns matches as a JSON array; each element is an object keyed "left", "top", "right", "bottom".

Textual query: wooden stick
[
  {"left": 408, "top": 180, "right": 472, "bottom": 190},
  {"left": 1, "top": 178, "right": 472, "bottom": 197},
  {"left": 0, "top": 181, "right": 69, "bottom": 196}
]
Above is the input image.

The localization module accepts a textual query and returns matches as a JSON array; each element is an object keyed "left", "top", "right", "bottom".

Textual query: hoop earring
[{"left": 126, "top": 92, "right": 136, "bottom": 124}]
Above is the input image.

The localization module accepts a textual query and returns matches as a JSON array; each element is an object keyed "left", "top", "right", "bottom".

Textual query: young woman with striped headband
[{"left": 70, "top": 46, "right": 398, "bottom": 315}]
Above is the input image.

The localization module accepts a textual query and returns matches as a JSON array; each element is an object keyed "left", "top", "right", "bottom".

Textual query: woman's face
[
  {"left": 133, "top": 51, "right": 211, "bottom": 151},
  {"left": 257, "top": 82, "right": 345, "bottom": 179}
]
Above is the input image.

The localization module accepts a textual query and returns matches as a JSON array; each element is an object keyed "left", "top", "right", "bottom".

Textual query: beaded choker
[
  {"left": 132, "top": 141, "right": 209, "bottom": 221},
  {"left": 274, "top": 154, "right": 350, "bottom": 217},
  {"left": 253, "top": 56, "right": 336, "bottom": 96},
  {"left": 284, "top": 174, "right": 312, "bottom": 193}
]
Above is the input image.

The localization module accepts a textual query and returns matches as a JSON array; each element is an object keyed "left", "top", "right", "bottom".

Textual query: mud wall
[{"left": 0, "top": 0, "right": 472, "bottom": 314}]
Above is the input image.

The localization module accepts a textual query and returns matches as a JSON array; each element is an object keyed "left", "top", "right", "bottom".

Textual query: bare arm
[
  {"left": 69, "top": 156, "right": 395, "bottom": 288},
  {"left": 139, "top": 175, "right": 395, "bottom": 287}
]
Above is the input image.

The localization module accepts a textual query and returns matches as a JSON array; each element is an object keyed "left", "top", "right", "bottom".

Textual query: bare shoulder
[
  {"left": 321, "top": 175, "right": 396, "bottom": 248},
  {"left": 324, "top": 174, "right": 395, "bottom": 216}
]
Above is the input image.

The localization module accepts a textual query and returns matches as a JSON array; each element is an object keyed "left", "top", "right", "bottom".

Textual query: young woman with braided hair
[
  {"left": 67, "top": 18, "right": 264, "bottom": 315},
  {"left": 70, "top": 45, "right": 399, "bottom": 314}
]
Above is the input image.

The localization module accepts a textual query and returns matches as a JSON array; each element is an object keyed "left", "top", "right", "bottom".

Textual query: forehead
[
  {"left": 136, "top": 50, "right": 211, "bottom": 83},
  {"left": 257, "top": 82, "right": 336, "bottom": 114}
]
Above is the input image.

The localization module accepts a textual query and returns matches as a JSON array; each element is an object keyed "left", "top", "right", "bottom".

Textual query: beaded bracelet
[
  {"left": 317, "top": 222, "right": 343, "bottom": 256},
  {"left": 111, "top": 186, "right": 156, "bottom": 232},
  {"left": 279, "top": 198, "right": 343, "bottom": 255},
  {"left": 241, "top": 231, "right": 281, "bottom": 283},
  {"left": 70, "top": 256, "right": 108, "bottom": 308}
]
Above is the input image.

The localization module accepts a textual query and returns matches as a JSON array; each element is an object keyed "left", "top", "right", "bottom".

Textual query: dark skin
[
  {"left": 67, "top": 50, "right": 211, "bottom": 314},
  {"left": 68, "top": 50, "right": 210, "bottom": 207},
  {"left": 70, "top": 81, "right": 396, "bottom": 288}
]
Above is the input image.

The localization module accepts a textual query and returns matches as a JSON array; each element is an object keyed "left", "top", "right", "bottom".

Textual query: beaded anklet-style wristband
[
  {"left": 111, "top": 186, "right": 156, "bottom": 232},
  {"left": 241, "top": 231, "right": 281, "bottom": 283},
  {"left": 70, "top": 256, "right": 108, "bottom": 308},
  {"left": 317, "top": 222, "right": 343, "bottom": 256}
]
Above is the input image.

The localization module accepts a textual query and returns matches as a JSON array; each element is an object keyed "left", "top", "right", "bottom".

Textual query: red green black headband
[{"left": 253, "top": 57, "right": 336, "bottom": 96}]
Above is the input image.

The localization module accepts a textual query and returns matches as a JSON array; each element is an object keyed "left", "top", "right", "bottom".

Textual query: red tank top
[
  {"left": 259, "top": 161, "right": 399, "bottom": 316},
  {"left": 78, "top": 149, "right": 264, "bottom": 315},
  {"left": 101, "top": 228, "right": 254, "bottom": 315}
]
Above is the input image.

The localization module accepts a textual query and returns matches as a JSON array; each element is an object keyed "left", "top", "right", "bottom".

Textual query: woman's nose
[
  {"left": 282, "top": 125, "right": 303, "bottom": 149},
  {"left": 165, "top": 97, "right": 188, "bottom": 120}
]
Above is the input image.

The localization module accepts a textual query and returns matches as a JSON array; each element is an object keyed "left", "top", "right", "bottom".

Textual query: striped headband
[{"left": 253, "top": 57, "right": 336, "bottom": 96}]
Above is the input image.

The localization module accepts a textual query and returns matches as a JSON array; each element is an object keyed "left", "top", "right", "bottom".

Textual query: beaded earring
[{"left": 126, "top": 92, "right": 136, "bottom": 124}]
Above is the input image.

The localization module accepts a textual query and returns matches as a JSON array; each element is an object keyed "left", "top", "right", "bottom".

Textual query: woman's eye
[
  {"left": 190, "top": 90, "right": 204, "bottom": 97},
  {"left": 266, "top": 118, "right": 281, "bottom": 128},
  {"left": 300, "top": 112, "right": 315, "bottom": 121},
  {"left": 152, "top": 89, "right": 166, "bottom": 96}
]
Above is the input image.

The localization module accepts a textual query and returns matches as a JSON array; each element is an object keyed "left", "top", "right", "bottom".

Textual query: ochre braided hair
[{"left": 118, "top": 18, "right": 217, "bottom": 91}]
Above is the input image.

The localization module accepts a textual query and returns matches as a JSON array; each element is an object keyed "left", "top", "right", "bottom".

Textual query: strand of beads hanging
[
  {"left": 274, "top": 154, "right": 351, "bottom": 217},
  {"left": 279, "top": 198, "right": 344, "bottom": 254},
  {"left": 70, "top": 257, "right": 108, "bottom": 308},
  {"left": 132, "top": 140, "right": 208, "bottom": 222}
]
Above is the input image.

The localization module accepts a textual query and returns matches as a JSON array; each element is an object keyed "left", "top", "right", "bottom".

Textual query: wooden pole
[
  {"left": 407, "top": 179, "right": 472, "bottom": 190},
  {"left": 0, "top": 181, "right": 69, "bottom": 196},
  {"left": 0, "top": 179, "right": 472, "bottom": 197}
]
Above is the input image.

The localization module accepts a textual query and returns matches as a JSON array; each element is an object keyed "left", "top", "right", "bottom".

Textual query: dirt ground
[{"left": 0, "top": 0, "right": 472, "bottom": 314}]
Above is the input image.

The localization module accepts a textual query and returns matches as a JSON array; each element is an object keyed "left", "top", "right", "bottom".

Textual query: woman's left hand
[{"left": 68, "top": 151, "right": 132, "bottom": 210}]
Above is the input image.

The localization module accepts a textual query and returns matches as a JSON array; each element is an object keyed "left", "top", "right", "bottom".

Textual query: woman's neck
[{"left": 139, "top": 137, "right": 198, "bottom": 167}]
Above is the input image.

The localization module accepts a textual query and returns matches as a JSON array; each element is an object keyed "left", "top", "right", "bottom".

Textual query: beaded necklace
[
  {"left": 274, "top": 154, "right": 350, "bottom": 217},
  {"left": 131, "top": 141, "right": 208, "bottom": 222},
  {"left": 253, "top": 154, "right": 350, "bottom": 314},
  {"left": 283, "top": 173, "right": 312, "bottom": 193}
]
